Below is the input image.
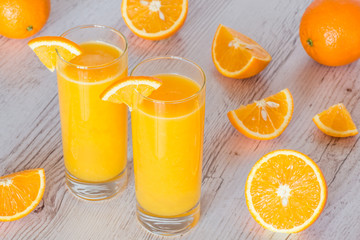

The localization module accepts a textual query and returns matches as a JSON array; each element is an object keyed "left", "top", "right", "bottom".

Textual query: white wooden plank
[{"left": 1, "top": 0, "right": 360, "bottom": 239}]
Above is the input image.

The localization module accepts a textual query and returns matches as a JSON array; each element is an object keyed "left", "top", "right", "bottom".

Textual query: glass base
[
  {"left": 136, "top": 202, "right": 200, "bottom": 236},
  {"left": 65, "top": 168, "right": 127, "bottom": 201}
]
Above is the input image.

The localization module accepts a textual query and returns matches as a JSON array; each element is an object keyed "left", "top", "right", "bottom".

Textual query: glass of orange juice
[
  {"left": 56, "top": 25, "right": 128, "bottom": 200},
  {"left": 130, "top": 56, "right": 206, "bottom": 235}
]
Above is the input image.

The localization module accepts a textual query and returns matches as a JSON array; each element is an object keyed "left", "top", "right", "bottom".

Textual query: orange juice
[
  {"left": 131, "top": 74, "right": 205, "bottom": 216},
  {"left": 57, "top": 41, "right": 128, "bottom": 182}
]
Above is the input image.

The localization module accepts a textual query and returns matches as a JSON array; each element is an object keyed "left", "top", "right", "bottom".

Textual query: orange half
[
  {"left": 212, "top": 24, "right": 271, "bottom": 79},
  {"left": 28, "top": 36, "right": 82, "bottom": 72},
  {"left": 0, "top": 169, "right": 46, "bottom": 221},
  {"left": 121, "top": 0, "right": 188, "bottom": 40},
  {"left": 228, "top": 89, "right": 293, "bottom": 140},
  {"left": 313, "top": 103, "right": 358, "bottom": 137},
  {"left": 245, "top": 150, "right": 327, "bottom": 233}
]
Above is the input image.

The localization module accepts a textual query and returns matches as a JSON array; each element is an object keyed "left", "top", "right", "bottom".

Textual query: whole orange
[
  {"left": 0, "top": 0, "right": 50, "bottom": 39},
  {"left": 299, "top": 0, "right": 360, "bottom": 66}
]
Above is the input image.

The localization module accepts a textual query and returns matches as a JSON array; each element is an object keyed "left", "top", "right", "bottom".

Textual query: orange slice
[
  {"left": 121, "top": 0, "right": 188, "bottom": 40},
  {"left": 212, "top": 24, "right": 272, "bottom": 79},
  {"left": 28, "top": 36, "right": 82, "bottom": 72},
  {"left": 100, "top": 76, "right": 162, "bottom": 108},
  {"left": 228, "top": 89, "right": 293, "bottom": 140},
  {"left": 245, "top": 150, "right": 327, "bottom": 233},
  {"left": 0, "top": 169, "right": 46, "bottom": 222},
  {"left": 313, "top": 103, "right": 358, "bottom": 137}
]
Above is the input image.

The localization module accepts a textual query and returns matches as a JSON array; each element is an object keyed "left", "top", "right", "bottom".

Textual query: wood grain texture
[{"left": 1, "top": 0, "right": 360, "bottom": 239}]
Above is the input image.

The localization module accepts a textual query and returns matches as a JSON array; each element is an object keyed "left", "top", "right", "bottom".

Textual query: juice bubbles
[
  {"left": 132, "top": 74, "right": 205, "bottom": 216},
  {"left": 57, "top": 41, "right": 128, "bottom": 182}
]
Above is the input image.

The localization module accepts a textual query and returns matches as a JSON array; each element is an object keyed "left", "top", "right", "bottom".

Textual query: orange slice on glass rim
[
  {"left": 0, "top": 169, "right": 46, "bottom": 222},
  {"left": 313, "top": 103, "right": 358, "bottom": 137},
  {"left": 245, "top": 150, "right": 327, "bottom": 233},
  {"left": 212, "top": 24, "right": 271, "bottom": 79},
  {"left": 100, "top": 76, "right": 162, "bottom": 109},
  {"left": 228, "top": 89, "right": 293, "bottom": 140},
  {"left": 121, "top": 0, "right": 188, "bottom": 40},
  {"left": 28, "top": 36, "right": 82, "bottom": 72}
]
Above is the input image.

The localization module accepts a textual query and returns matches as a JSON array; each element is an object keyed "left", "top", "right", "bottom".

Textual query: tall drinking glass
[
  {"left": 130, "top": 56, "right": 206, "bottom": 235},
  {"left": 56, "top": 25, "right": 128, "bottom": 200}
]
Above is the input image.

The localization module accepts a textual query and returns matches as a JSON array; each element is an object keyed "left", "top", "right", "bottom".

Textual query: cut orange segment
[
  {"left": 0, "top": 169, "right": 46, "bottom": 222},
  {"left": 121, "top": 0, "right": 188, "bottom": 40},
  {"left": 100, "top": 76, "right": 162, "bottom": 108},
  {"left": 28, "top": 36, "right": 82, "bottom": 72},
  {"left": 313, "top": 103, "right": 358, "bottom": 137},
  {"left": 228, "top": 89, "right": 293, "bottom": 140},
  {"left": 245, "top": 150, "right": 327, "bottom": 233},
  {"left": 212, "top": 24, "right": 271, "bottom": 79}
]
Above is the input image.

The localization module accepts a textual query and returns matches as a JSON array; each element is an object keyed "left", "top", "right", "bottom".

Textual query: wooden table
[{"left": 1, "top": 0, "right": 360, "bottom": 239}]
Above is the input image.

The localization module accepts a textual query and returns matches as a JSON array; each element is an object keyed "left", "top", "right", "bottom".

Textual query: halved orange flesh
[
  {"left": 121, "top": 0, "right": 188, "bottom": 40},
  {"left": 245, "top": 150, "right": 327, "bottom": 233}
]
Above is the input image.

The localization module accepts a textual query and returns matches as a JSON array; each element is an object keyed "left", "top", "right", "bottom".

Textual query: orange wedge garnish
[
  {"left": 212, "top": 24, "right": 271, "bottom": 79},
  {"left": 228, "top": 89, "right": 293, "bottom": 140},
  {"left": 28, "top": 36, "right": 82, "bottom": 72},
  {"left": 0, "top": 169, "right": 46, "bottom": 222},
  {"left": 121, "top": 0, "right": 188, "bottom": 40},
  {"left": 313, "top": 103, "right": 358, "bottom": 137},
  {"left": 245, "top": 150, "right": 327, "bottom": 233},
  {"left": 100, "top": 76, "right": 162, "bottom": 108}
]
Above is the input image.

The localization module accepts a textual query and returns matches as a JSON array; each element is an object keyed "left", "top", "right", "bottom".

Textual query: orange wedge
[
  {"left": 121, "top": 0, "right": 188, "bottom": 40},
  {"left": 28, "top": 36, "right": 82, "bottom": 72},
  {"left": 0, "top": 169, "right": 46, "bottom": 222},
  {"left": 212, "top": 24, "right": 271, "bottom": 79},
  {"left": 228, "top": 89, "right": 293, "bottom": 140},
  {"left": 245, "top": 150, "right": 327, "bottom": 233},
  {"left": 100, "top": 76, "right": 162, "bottom": 108},
  {"left": 313, "top": 103, "right": 358, "bottom": 137}
]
